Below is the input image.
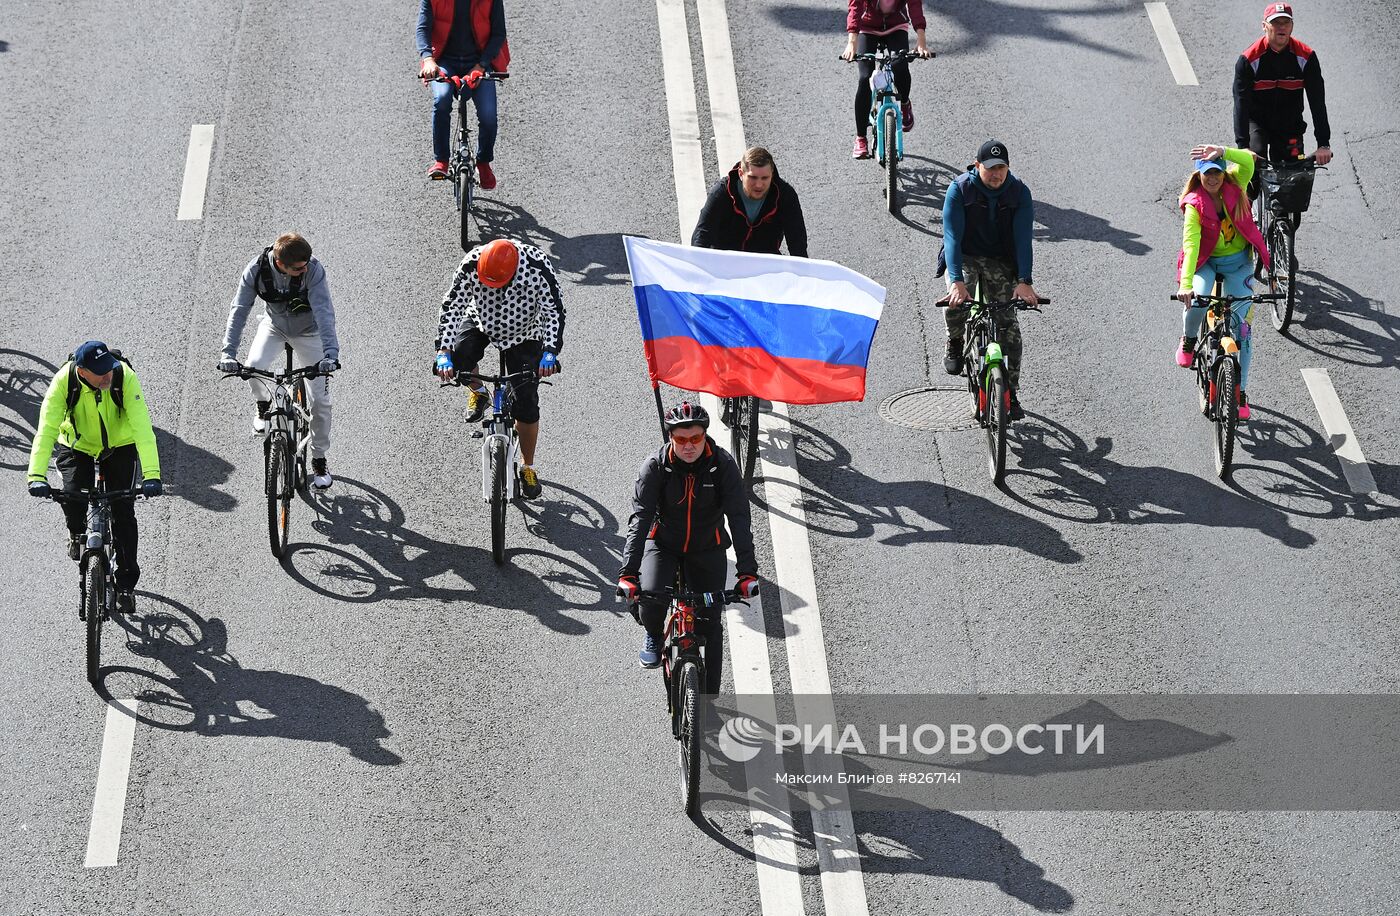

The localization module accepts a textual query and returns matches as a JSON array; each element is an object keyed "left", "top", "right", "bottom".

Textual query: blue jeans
[
  {"left": 431, "top": 61, "right": 498, "bottom": 164},
  {"left": 1183, "top": 248, "right": 1257, "bottom": 389}
]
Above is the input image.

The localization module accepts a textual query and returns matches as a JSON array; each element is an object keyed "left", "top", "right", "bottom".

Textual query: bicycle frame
[
  {"left": 478, "top": 380, "right": 521, "bottom": 504},
  {"left": 1191, "top": 302, "right": 1244, "bottom": 419},
  {"left": 870, "top": 59, "right": 904, "bottom": 166}
]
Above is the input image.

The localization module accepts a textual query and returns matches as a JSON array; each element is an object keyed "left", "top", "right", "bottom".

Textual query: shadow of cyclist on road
[
  {"left": 98, "top": 593, "right": 401, "bottom": 765},
  {"left": 473, "top": 199, "right": 630, "bottom": 286},
  {"left": 1287, "top": 271, "right": 1397, "bottom": 367}
]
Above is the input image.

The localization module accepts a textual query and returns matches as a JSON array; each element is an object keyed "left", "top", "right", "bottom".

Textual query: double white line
[{"left": 653, "top": 1, "right": 869, "bottom": 913}]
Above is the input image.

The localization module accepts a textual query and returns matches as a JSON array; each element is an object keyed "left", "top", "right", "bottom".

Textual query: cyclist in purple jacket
[{"left": 840, "top": 0, "right": 933, "bottom": 160}]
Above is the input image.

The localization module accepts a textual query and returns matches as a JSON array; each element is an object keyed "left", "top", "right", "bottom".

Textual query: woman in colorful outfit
[
  {"left": 840, "top": 0, "right": 933, "bottom": 160},
  {"left": 1175, "top": 144, "right": 1270, "bottom": 420}
]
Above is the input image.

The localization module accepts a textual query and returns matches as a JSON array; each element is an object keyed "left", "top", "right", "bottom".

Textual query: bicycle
[
  {"left": 221, "top": 344, "right": 332, "bottom": 558},
  {"left": 937, "top": 289, "right": 1048, "bottom": 485},
  {"left": 1255, "top": 156, "right": 1324, "bottom": 334},
  {"left": 1169, "top": 291, "right": 1282, "bottom": 479},
  {"left": 844, "top": 48, "right": 930, "bottom": 214},
  {"left": 48, "top": 474, "right": 145, "bottom": 684},
  {"left": 720, "top": 395, "right": 759, "bottom": 483},
  {"left": 427, "top": 71, "right": 508, "bottom": 253},
  {"left": 622, "top": 574, "right": 753, "bottom": 816},
  {"left": 442, "top": 351, "right": 548, "bottom": 565}
]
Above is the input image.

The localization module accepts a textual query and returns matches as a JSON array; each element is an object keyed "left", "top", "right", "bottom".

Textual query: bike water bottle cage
[{"left": 256, "top": 247, "right": 311, "bottom": 312}]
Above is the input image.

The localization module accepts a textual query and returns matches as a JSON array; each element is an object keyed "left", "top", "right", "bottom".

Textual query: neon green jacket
[
  {"left": 27, "top": 362, "right": 161, "bottom": 482},
  {"left": 1178, "top": 148, "right": 1256, "bottom": 291}
]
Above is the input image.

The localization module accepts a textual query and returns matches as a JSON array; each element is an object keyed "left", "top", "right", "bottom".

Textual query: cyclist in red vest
[
  {"left": 1232, "top": 3, "right": 1331, "bottom": 169},
  {"left": 417, "top": 0, "right": 509, "bottom": 189}
]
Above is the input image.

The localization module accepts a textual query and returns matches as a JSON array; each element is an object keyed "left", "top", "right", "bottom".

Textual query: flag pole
[{"left": 652, "top": 381, "right": 668, "bottom": 442}]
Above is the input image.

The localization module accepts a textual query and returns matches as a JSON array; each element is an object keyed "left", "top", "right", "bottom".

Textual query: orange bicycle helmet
[{"left": 477, "top": 239, "right": 520, "bottom": 288}]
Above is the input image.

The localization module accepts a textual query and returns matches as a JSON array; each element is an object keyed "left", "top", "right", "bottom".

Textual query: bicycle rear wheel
[
  {"left": 726, "top": 396, "right": 759, "bottom": 483},
  {"left": 1213, "top": 358, "right": 1238, "bottom": 479},
  {"left": 266, "top": 431, "right": 292, "bottom": 558},
  {"left": 458, "top": 167, "right": 474, "bottom": 253},
  {"left": 985, "top": 365, "right": 1009, "bottom": 484},
  {"left": 84, "top": 558, "right": 104, "bottom": 684},
  {"left": 1268, "top": 220, "right": 1297, "bottom": 333},
  {"left": 883, "top": 107, "right": 899, "bottom": 214},
  {"left": 489, "top": 437, "right": 506, "bottom": 565},
  {"left": 675, "top": 660, "right": 702, "bottom": 816}
]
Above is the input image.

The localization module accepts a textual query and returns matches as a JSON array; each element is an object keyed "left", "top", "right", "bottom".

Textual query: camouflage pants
[{"left": 944, "top": 255, "right": 1024, "bottom": 388}]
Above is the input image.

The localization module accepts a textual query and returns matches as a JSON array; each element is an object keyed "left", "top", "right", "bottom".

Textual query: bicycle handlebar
[
  {"left": 615, "top": 585, "right": 753, "bottom": 605},
  {"left": 423, "top": 72, "right": 509, "bottom": 87},
  {"left": 842, "top": 50, "right": 931, "bottom": 63},
  {"left": 1169, "top": 293, "right": 1283, "bottom": 304},
  {"left": 935, "top": 296, "right": 1050, "bottom": 309},
  {"left": 47, "top": 486, "right": 145, "bottom": 505},
  {"left": 438, "top": 368, "right": 542, "bottom": 389},
  {"left": 220, "top": 362, "right": 331, "bottom": 383}
]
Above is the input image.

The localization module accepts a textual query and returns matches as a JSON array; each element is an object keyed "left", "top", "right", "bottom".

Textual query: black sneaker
[
  {"left": 68, "top": 535, "right": 82, "bottom": 561},
  {"left": 519, "top": 466, "right": 542, "bottom": 500},
  {"left": 311, "top": 457, "right": 333, "bottom": 490},
  {"left": 1008, "top": 391, "right": 1025, "bottom": 422},
  {"left": 115, "top": 590, "right": 135, "bottom": 614},
  {"left": 943, "top": 338, "right": 964, "bottom": 375}
]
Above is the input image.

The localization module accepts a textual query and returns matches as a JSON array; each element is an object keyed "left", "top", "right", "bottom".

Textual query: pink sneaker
[
  {"left": 1238, "top": 390, "right": 1251, "bottom": 421},
  {"left": 427, "top": 160, "right": 449, "bottom": 180},
  {"left": 852, "top": 137, "right": 871, "bottom": 159},
  {"left": 477, "top": 162, "right": 497, "bottom": 191},
  {"left": 1175, "top": 337, "right": 1194, "bottom": 368}
]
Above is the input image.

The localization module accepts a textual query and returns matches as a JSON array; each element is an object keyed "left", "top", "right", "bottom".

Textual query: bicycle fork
[{"left": 478, "top": 429, "right": 520, "bottom": 502}]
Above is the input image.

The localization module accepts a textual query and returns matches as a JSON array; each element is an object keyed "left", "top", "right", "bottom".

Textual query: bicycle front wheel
[
  {"left": 489, "top": 437, "right": 506, "bottom": 565},
  {"left": 293, "top": 380, "right": 310, "bottom": 493},
  {"left": 266, "top": 432, "right": 292, "bottom": 558},
  {"left": 458, "top": 167, "right": 475, "bottom": 253},
  {"left": 883, "top": 107, "right": 899, "bottom": 214},
  {"left": 985, "top": 365, "right": 1009, "bottom": 484},
  {"left": 726, "top": 396, "right": 759, "bottom": 483},
  {"left": 1213, "top": 358, "right": 1238, "bottom": 479},
  {"left": 675, "top": 660, "right": 702, "bottom": 816},
  {"left": 1268, "top": 221, "right": 1296, "bottom": 333},
  {"left": 84, "top": 558, "right": 104, "bottom": 684}
]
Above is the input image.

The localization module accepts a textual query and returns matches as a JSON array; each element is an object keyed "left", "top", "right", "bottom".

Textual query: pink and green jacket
[{"left": 1177, "top": 148, "right": 1269, "bottom": 290}]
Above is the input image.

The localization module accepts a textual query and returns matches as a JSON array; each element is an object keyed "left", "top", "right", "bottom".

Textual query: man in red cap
[{"left": 1232, "top": 3, "right": 1332, "bottom": 169}]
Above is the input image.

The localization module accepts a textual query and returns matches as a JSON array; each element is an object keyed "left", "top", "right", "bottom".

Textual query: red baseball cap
[{"left": 1263, "top": 2, "right": 1293, "bottom": 22}]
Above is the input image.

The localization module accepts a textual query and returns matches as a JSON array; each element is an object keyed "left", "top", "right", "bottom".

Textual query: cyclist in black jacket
[
  {"left": 691, "top": 147, "right": 808, "bottom": 257},
  {"left": 1232, "top": 3, "right": 1332, "bottom": 169},
  {"left": 617, "top": 401, "right": 759, "bottom": 683}
]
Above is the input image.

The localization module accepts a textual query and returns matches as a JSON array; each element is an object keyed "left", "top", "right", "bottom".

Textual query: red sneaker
[
  {"left": 1238, "top": 389, "right": 1251, "bottom": 421},
  {"left": 477, "top": 162, "right": 497, "bottom": 191},
  {"left": 852, "top": 137, "right": 871, "bottom": 159},
  {"left": 901, "top": 101, "right": 914, "bottom": 132},
  {"left": 427, "top": 160, "right": 448, "bottom": 180}
]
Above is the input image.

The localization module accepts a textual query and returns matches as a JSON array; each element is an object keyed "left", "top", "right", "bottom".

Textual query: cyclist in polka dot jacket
[{"left": 435, "top": 238, "right": 564, "bottom": 499}]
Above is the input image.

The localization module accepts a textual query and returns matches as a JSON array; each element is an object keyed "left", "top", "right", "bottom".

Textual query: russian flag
[{"left": 623, "top": 237, "right": 886, "bottom": 405}]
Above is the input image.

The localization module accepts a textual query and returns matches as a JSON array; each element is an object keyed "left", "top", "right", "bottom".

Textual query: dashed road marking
[
  {"left": 84, "top": 698, "right": 139, "bottom": 867},
  {"left": 1301, "top": 367, "right": 1379, "bottom": 495},
  {"left": 1145, "top": 3, "right": 1199, "bottom": 86},
  {"left": 176, "top": 124, "right": 215, "bottom": 220}
]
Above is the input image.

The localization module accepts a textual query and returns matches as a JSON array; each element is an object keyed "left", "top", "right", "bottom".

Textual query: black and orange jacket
[
  {"left": 620, "top": 439, "right": 757, "bottom": 578},
  {"left": 691, "top": 162, "right": 808, "bottom": 257},
  {"left": 1233, "top": 36, "right": 1330, "bottom": 149}
]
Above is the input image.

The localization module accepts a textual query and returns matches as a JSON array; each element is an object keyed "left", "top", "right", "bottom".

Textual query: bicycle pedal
[{"left": 470, "top": 430, "right": 484, "bottom": 439}]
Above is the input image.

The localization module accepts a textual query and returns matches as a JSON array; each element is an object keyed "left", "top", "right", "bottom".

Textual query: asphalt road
[{"left": 1, "top": 0, "right": 1397, "bottom": 914}]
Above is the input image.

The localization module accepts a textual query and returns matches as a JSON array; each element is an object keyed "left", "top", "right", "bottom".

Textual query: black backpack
[{"left": 64, "top": 349, "right": 132, "bottom": 414}]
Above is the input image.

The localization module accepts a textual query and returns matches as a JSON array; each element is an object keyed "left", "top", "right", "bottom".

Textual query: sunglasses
[{"left": 671, "top": 431, "right": 706, "bottom": 446}]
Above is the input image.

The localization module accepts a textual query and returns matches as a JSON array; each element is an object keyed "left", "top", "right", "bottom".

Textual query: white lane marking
[
  {"left": 656, "top": 0, "right": 707, "bottom": 236},
  {"left": 1301, "top": 368, "right": 1379, "bottom": 495},
  {"left": 658, "top": 1, "right": 808, "bottom": 910},
  {"left": 759, "top": 405, "right": 871, "bottom": 916},
  {"left": 1144, "top": 3, "right": 1199, "bottom": 87},
  {"left": 85, "top": 698, "right": 139, "bottom": 867},
  {"left": 176, "top": 124, "right": 215, "bottom": 220},
  {"left": 695, "top": 0, "right": 746, "bottom": 169},
  {"left": 691, "top": 2, "right": 869, "bottom": 910}
]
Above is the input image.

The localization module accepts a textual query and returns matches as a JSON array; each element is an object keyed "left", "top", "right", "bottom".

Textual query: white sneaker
[
  {"left": 311, "top": 458, "right": 333, "bottom": 490},
  {"left": 252, "top": 406, "right": 267, "bottom": 437}
]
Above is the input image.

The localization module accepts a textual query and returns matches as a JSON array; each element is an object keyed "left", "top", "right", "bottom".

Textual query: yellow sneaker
[
  {"left": 466, "top": 388, "right": 489, "bottom": 423},
  {"left": 520, "top": 466, "right": 542, "bottom": 500}
]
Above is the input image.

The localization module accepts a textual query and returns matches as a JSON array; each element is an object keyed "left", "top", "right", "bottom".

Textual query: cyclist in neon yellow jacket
[
  {"left": 1174, "top": 144, "right": 1270, "bottom": 421},
  {"left": 27, "top": 341, "right": 162, "bottom": 612}
]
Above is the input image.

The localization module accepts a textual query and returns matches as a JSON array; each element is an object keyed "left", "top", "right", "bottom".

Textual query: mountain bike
[
  {"left": 623, "top": 575, "right": 753, "bottom": 816},
  {"left": 938, "top": 291, "right": 1048, "bottom": 484},
  {"left": 720, "top": 395, "right": 758, "bottom": 483},
  {"left": 49, "top": 475, "right": 145, "bottom": 684},
  {"left": 845, "top": 48, "right": 929, "bottom": 214},
  {"left": 1255, "top": 156, "right": 1324, "bottom": 334},
  {"left": 1170, "top": 291, "right": 1282, "bottom": 479},
  {"left": 443, "top": 352, "right": 548, "bottom": 565},
  {"left": 222, "top": 345, "right": 332, "bottom": 558},
  {"left": 428, "top": 71, "right": 508, "bottom": 253}
]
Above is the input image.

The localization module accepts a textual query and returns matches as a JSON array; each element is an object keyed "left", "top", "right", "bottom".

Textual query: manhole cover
[{"left": 879, "top": 386, "right": 978, "bottom": 432}]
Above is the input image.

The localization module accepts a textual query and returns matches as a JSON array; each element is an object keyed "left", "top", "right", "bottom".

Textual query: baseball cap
[
  {"left": 1263, "top": 2, "right": 1293, "bottom": 22},
  {"left": 73, "top": 340, "right": 117, "bottom": 374},
  {"left": 1195, "top": 158, "right": 1226, "bottom": 174},
  {"left": 976, "top": 139, "right": 1009, "bottom": 168}
]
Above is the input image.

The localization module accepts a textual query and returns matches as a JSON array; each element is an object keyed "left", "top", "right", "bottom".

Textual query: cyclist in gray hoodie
[{"left": 219, "top": 232, "right": 341, "bottom": 489}]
